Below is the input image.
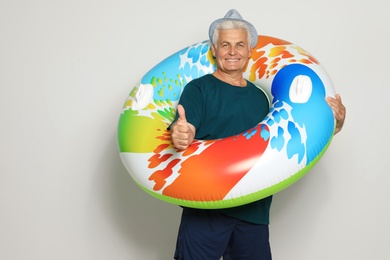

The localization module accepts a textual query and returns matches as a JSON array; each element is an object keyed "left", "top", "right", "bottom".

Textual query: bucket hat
[{"left": 208, "top": 9, "right": 258, "bottom": 47}]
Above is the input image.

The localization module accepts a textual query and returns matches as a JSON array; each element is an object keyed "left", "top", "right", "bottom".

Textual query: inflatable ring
[{"left": 117, "top": 35, "right": 336, "bottom": 209}]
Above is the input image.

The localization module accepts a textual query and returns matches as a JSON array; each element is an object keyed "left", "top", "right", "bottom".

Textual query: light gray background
[{"left": 1, "top": 0, "right": 388, "bottom": 259}]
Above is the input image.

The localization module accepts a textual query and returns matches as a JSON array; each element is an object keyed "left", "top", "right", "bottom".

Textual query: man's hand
[
  {"left": 170, "top": 105, "right": 196, "bottom": 150},
  {"left": 326, "top": 94, "right": 346, "bottom": 134}
]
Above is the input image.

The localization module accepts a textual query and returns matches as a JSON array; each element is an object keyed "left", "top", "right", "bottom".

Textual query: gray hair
[{"left": 211, "top": 19, "right": 252, "bottom": 48}]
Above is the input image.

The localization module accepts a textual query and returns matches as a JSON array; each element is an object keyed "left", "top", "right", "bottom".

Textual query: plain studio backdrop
[{"left": 1, "top": 0, "right": 388, "bottom": 259}]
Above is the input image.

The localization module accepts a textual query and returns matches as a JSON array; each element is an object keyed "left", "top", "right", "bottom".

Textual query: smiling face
[{"left": 211, "top": 29, "right": 252, "bottom": 75}]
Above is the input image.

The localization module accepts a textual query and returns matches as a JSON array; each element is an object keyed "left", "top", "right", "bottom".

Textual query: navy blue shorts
[{"left": 174, "top": 208, "right": 272, "bottom": 260}]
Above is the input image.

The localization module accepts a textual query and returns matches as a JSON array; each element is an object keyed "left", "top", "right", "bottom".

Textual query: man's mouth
[{"left": 225, "top": 58, "right": 240, "bottom": 62}]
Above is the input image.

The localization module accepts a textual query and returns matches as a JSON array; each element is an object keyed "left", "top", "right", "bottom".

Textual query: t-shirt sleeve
[{"left": 170, "top": 80, "right": 204, "bottom": 131}]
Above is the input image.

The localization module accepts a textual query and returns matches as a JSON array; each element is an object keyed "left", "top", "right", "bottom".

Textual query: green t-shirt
[{"left": 176, "top": 74, "right": 272, "bottom": 224}]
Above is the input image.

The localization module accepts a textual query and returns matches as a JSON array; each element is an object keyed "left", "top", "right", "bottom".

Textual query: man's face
[{"left": 212, "top": 29, "right": 252, "bottom": 74}]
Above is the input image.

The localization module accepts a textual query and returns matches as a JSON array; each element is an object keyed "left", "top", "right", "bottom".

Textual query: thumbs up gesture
[{"left": 170, "top": 105, "right": 196, "bottom": 150}]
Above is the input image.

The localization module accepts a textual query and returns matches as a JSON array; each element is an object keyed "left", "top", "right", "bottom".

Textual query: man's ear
[
  {"left": 248, "top": 46, "right": 253, "bottom": 59},
  {"left": 211, "top": 44, "right": 216, "bottom": 57}
]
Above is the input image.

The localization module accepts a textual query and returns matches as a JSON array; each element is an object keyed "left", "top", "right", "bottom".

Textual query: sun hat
[{"left": 208, "top": 9, "right": 258, "bottom": 48}]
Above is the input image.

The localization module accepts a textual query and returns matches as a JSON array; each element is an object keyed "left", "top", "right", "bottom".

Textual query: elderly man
[{"left": 170, "top": 9, "right": 346, "bottom": 260}]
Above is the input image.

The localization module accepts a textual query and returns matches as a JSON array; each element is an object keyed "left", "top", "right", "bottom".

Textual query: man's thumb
[{"left": 177, "top": 104, "right": 187, "bottom": 123}]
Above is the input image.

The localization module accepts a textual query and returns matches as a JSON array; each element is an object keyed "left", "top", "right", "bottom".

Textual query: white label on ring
[
  {"left": 132, "top": 84, "right": 154, "bottom": 110},
  {"left": 289, "top": 75, "right": 312, "bottom": 103}
]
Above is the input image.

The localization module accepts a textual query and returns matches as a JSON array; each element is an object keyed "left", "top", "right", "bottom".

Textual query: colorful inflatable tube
[{"left": 117, "top": 35, "right": 336, "bottom": 209}]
